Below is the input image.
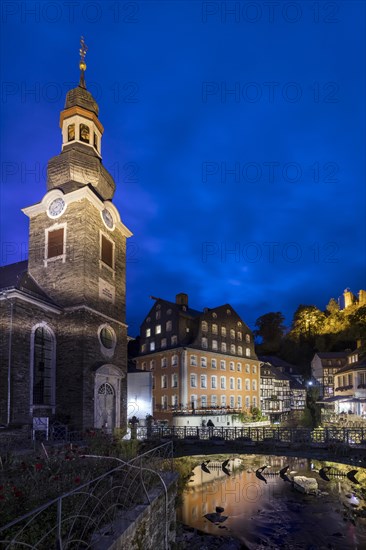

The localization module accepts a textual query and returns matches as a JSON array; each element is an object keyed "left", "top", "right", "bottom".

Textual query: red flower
[
  {"left": 74, "top": 477, "right": 81, "bottom": 484},
  {"left": 35, "top": 463, "right": 43, "bottom": 471}
]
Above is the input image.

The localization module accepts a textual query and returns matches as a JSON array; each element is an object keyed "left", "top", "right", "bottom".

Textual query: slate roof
[{"left": 0, "top": 261, "right": 59, "bottom": 306}]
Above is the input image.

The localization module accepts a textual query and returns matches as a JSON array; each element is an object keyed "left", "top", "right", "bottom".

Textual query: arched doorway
[{"left": 94, "top": 365, "right": 123, "bottom": 430}]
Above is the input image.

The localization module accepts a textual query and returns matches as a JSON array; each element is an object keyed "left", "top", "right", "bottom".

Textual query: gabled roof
[
  {"left": 334, "top": 356, "right": 366, "bottom": 374},
  {"left": 0, "top": 261, "right": 59, "bottom": 307},
  {"left": 259, "top": 355, "right": 302, "bottom": 376},
  {"left": 315, "top": 352, "right": 349, "bottom": 359}
]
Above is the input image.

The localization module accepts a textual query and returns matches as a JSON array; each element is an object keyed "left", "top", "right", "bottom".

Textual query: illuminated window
[
  {"left": 101, "top": 234, "right": 113, "bottom": 268},
  {"left": 150, "top": 341, "right": 155, "bottom": 351},
  {"left": 230, "top": 329, "right": 235, "bottom": 339},
  {"left": 237, "top": 332, "right": 242, "bottom": 341},
  {"left": 146, "top": 328, "right": 151, "bottom": 337},
  {"left": 230, "top": 344, "right": 235, "bottom": 354},
  {"left": 155, "top": 325, "right": 161, "bottom": 334},
  {"left": 141, "top": 344, "right": 146, "bottom": 353},
  {"left": 67, "top": 124, "right": 75, "bottom": 141},
  {"left": 79, "top": 123, "right": 90, "bottom": 143},
  {"left": 246, "top": 334, "right": 251, "bottom": 343},
  {"left": 246, "top": 348, "right": 250, "bottom": 357},
  {"left": 202, "top": 337, "right": 208, "bottom": 348},
  {"left": 226, "top": 309, "right": 231, "bottom": 315},
  {"left": 221, "top": 326, "right": 226, "bottom": 337},
  {"left": 212, "top": 324, "right": 218, "bottom": 334},
  {"left": 212, "top": 340, "right": 218, "bottom": 350},
  {"left": 221, "top": 342, "right": 227, "bottom": 352},
  {"left": 201, "top": 321, "right": 208, "bottom": 332},
  {"left": 238, "top": 346, "right": 243, "bottom": 356}
]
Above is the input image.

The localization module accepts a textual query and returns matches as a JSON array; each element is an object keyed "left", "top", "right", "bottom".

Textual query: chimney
[{"left": 176, "top": 293, "right": 188, "bottom": 307}]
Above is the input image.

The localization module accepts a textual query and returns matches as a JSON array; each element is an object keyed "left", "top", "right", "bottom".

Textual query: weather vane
[{"left": 79, "top": 36, "right": 88, "bottom": 88}]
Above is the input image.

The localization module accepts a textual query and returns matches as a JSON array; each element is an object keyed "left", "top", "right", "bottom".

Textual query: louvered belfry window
[
  {"left": 101, "top": 235, "right": 113, "bottom": 268},
  {"left": 48, "top": 228, "right": 64, "bottom": 258}
]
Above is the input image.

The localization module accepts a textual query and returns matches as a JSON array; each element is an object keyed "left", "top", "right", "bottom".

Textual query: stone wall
[{"left": 93, "top": 474, "right": 178, "bottom": 550}]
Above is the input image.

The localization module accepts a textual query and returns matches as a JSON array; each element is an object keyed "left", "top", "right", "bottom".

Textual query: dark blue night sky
[{"left": 0, "top": 1, "right": 365, "bottom": 335}]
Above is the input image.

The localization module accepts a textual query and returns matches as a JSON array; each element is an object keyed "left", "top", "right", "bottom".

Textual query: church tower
[{"left": 21, "top": 39, "right": 132, "bottom": 430}]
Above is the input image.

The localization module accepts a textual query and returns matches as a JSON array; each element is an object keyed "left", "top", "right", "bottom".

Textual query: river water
[{"left": 177, "top": 454, "right": 366, "bottom": 549}]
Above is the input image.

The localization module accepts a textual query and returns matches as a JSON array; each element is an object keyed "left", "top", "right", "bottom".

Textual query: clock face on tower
[
  {"left": 102, "top": 208, "right": 114, "bottom": 230},
  {"left": 48, "top": 198, "right": 66, "bottom": 218}
]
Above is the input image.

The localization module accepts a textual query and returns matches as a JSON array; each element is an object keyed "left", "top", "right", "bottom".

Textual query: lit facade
[
  {"left": 332, "top": 351, "right": 366, "bottom": 415},
  {"left": 260, "top": 363, "right": 291, "bottom": 422},
  {"left": 134, "top": 294, "right": 260, "bottom": 421},
  {"left": 311, "top": 352, "right": 348, "bottom": 398}
]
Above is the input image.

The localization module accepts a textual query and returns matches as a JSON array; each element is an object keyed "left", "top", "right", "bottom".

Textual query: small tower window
[
  {"left": 80, "top": 123, "right": 90, "bottom": 143},
  {"left": 101, "top": 235, "right": 113, "bottom": 268},
  {"left": 93, "top": 132, "right": 98, "bottom": 151},
  {"left": 68, "top": 124, "right": 75, "bottom": 141},
  {"left": 47, "top": 228, "right": 64, "bottom": 259}
]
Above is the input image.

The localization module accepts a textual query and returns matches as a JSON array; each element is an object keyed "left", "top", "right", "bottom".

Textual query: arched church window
[
  {"left": 80, "top": 124, "right": 90, "bottom": 143},
  {"left": 32, "top": 326, "right": 55, "bottom": 406},
  {"left": 68, "top": 124, "right": 75, "bottom": 141},
  {"left": 98, "top": 382, "right": 114, "bottom": 395}
]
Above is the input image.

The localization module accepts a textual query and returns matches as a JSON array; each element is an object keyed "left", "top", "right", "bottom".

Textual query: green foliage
[
  {"left": 306, "top": 386, "right": 322, "bottom": 428},
  {"left": 254, "top": 312, "right": 285, "bottom": 353}
]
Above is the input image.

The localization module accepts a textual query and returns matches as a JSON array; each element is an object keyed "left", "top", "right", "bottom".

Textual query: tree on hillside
[
  {"left": 289, "top": 305, "right": 326, "bottom": 340},
  {"left": 254, "top": 312, "right": 286, "bottom": 353},
  {"left": 326, "top": 298, "right": 340, "bottom": 314}
]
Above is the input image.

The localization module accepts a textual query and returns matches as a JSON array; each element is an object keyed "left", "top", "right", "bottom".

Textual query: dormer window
[
  {"left": 80, "top": 124, "right": 90, "bottom": 143},
  {"left": 68, "top": 124, "right": 75, "bottom": 141}
]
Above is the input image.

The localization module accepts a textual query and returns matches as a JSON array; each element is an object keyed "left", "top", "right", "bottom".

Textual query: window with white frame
[
  {"left": 171, "top": 335, "right": 177, "bottom": 346},
  {"left": 150, "top": 341, "right": 155, "bottom": 351},
  {"left": 172, "top": 354, "right": 178, "bottom": 366},
  {"left": 221, "top": 395, "right": 226, "bottom": 406},
  {"left": 246, "top": 334, "right": 251, "bottom": 343},
  {"left": 31, "top": 325, "right": 55, "bottom": 407},
  {"left": 201, "top": 321, "right": 208, "bottom": 332},
  {"left": 202, "top": 337, "right": 208, "bottom": 348},
  {"left": 211, "top": 358, "right": 217, "bottom": 369},
  {"left": 230, "top": 329, "right": 235, "bottom": 339},
  {"left": 212, "top": 324, "right": 218, "bottom": 334},
  {"left": 201, "top": 356, "right": 207, "bottom": 368},
  {"left": 237, "top": 331, "right": 242, "bottom": 340},
  {"left": 150, "top": 360, "right": 155, "bottom": 370},
  {"left": 161, "top": 375, "right": 167, "bottom": 389},
  {"left": 237, "top": 395, "right": 242, "bottom": 408},
  {"left": 238, "top": 346, "right": 243, "bottom": 355},
  {"left": 201, "top": 395, "right": 207, "bottom": 407},
  {"left": 190, "top": 374, "right": 197, "bottom": 388},
  {"left": 156, "top": 310, "right": 161, "bottom": 320},
  {"left": 201, "top": 374, "right": 207, "bottom": 389},
  {"left": 211, "top": 395, "right": 217, "bottom": 406},
  {"left": 162, "top": 395, "right": 168, "bottom": 410},
  {"left": 246, "top": 347, "right": 250, "bottom": 357},
  {"left": 161, "top": 338, "right": 167, "bottom": 348},
  {"left": 221, "top": 326, "right": 226, "bottom": 337},
  {"left": 237, "top": 378, "right": 242, "bottom": 390},
  {"left": 230, "top": 377, "right": 234, "bottom": 390},
  {"left": 212, "top": 340, "right": 218, "bottom": 350},
  {"left": 221, "top": 342, "right": 227, "bottom": 352},
  {"left": 237, "top": 362, "right": 242, "bottom": 372},
  {"left": 211, "top": 375, "right": 217, "bottom": 389},
  {"left": 230, "top": 361, "right": 235, "bottom": 371},
  {"left": 230, "top": 344, "right": 235, "bottom": 354},
  {"left": 252, "top": 365, "right": 257, "bottom": 374},
  {"left": 141, "top": 362, "right": 147, "bottom": 371},
  {"left": 220, "top": 376, "right": 226, "bottom": 389},
  {"left": 161, "top": 357, "right": 167, "bottom": 368},
  {"left": 245, "top": 396, "right": 250, "bottom": 408},
  {"left": 230, "top": 395, "right": 235, "bottom": 408},
  {"left": 252, "top": 379, "right": 257, "bottom": 391},
  {"left": 166, "top": 320, "right": 172, "bottom": 331},
  {"left": 172, "top": 373, "right": 178, "bottom": 388},
  {"left": 190, "top": 355, "right": 197, "bottom": 366},
  {"left": 220, "top": 360, "right": 226, "bottom": 370},
  {"left": 252, "top": 396, "right": 257, "bottom": 407},
  {"left": 245, "top": 379, "right": 250, "bottom": 391},
  {"left": 172, "top": 395, "right": 178, "bottom": 407},
  {"left": 245, "top": 364, "right": 250, "bottom": 373}
]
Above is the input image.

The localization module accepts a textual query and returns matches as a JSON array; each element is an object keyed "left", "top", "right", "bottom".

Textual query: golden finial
[{"left": 79, "top": 36, "right": 88, "bottom": 88}]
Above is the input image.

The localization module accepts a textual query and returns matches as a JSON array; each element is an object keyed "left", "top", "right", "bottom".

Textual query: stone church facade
[{"left": 0, "top": 55, "right": 131, "bottom": 431}]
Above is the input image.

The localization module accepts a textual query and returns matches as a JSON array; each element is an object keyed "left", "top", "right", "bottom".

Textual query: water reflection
[{"left": 177, "top": 455, "right": 366, "bottom": 549}]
